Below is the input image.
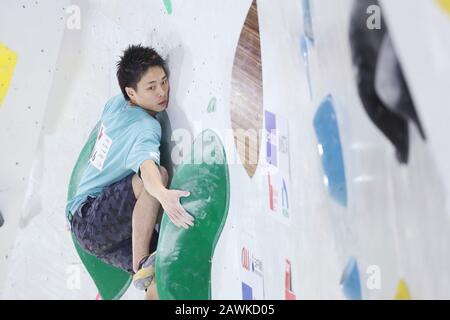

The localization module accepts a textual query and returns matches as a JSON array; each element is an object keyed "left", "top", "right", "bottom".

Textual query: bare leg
[
  {"left": 131, "top": 166, "right": 168, "bottom": 273},
  {"left": 145, "top": 281, "right": 159, "bottom": 300}
]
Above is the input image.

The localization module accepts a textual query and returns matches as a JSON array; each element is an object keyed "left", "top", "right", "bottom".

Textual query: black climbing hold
[
  {"left": 349, "top": 0, "right": 426, "bottom": 165},
  {"left": 0, "top": 211, "right": 4, "bottom": 227}
]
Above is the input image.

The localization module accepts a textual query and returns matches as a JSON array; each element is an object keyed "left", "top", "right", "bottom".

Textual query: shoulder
[
  {"left": 103, "top": 94, "right": 127, "bottom": 115},
  {"left": 130, "top": 116, "right": 162, "bottom": 139},
  {"left": 137, "top": 117, "right": 161, "bottom": 136}
]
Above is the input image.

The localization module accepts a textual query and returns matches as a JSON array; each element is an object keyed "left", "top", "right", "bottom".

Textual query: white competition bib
[{"left": 89, "top": 124, "right": 112, "bottom": 171}]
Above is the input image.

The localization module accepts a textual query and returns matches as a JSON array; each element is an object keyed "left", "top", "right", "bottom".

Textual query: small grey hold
[{"left": 0, "top": 211, "right": 4, "bottom": 227}]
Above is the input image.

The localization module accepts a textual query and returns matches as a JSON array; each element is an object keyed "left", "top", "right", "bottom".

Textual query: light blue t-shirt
[{"left": 66, "top": 94, "right": 161, "bottom": 216}]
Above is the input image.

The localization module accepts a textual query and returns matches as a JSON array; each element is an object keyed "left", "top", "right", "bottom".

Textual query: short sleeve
[
  {"left": 102, "top": 94, "right": 127, "bottom": 117},
  {"left": 101, "top": 96, "right": 116, "bottom": 116},
  {"left": 125, "top": 129, "right": 161, "bottom": 173}
]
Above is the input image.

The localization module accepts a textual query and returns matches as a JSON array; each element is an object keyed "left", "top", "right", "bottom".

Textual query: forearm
[
  {"left": 139, "top": 160, "right": 166, "bottom": 200},
  {"left": 140, "top": 160, "right": 194, "bottom": 229}
]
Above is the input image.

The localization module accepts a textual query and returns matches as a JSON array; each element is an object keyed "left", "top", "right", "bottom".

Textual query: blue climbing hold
[
  {"left": 313, "top": 95, "right": 348, "bottom": 207},
  {"left": 340, "top": 257, "right": 362, "bottom": 300}
]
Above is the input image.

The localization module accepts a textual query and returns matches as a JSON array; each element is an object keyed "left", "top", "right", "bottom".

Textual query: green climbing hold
[
  {"left": 156, "top": 129, "right": 230, "bottom": 300},
  {"left": 163, "top": 0, "right": 173, "bottom": 15},
  {"left": 66, "top": 122, "right": 132, "bottom": 300},
  {"left": 207, "top": 97, "right": 217, "bottom": 113}
]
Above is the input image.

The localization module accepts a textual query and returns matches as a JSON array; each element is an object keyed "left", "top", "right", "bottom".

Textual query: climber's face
[{"left": 126, "top": 66, "right": 169, "bottom": 116}]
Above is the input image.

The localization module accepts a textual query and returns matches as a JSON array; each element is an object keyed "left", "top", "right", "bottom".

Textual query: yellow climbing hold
[
  {"left": 0, "top": 43, "right": 18, "bottom": 107},
  {"left": 394, "top": 279, "right": 411, "bottom": 300},
  {"left": 437, "top": 0, "right": 450, "bottom": 15}
]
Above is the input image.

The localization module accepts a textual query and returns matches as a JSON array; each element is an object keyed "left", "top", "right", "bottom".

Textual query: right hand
[{"left": 158, "top": 189, "right": 194, "bottom": 229}]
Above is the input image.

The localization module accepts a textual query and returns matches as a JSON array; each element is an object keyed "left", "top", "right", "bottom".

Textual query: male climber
[{"left": 66, "top": 44, "right": 194, "bottom": 300}]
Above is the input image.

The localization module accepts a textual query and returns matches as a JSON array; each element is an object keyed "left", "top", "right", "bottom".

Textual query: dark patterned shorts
[{"left": 71, "top": 174, "right": 159, "bottom": 274}]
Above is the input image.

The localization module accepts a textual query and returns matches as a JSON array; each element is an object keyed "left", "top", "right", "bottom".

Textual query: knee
[
  {"left": 159, "top": 166, "right": 169, "bottom": 187},
  {"left": 133, "top": 166, "right": 169, "bottom": 198},
  {"left": 132, "top": 167, "right": 168, "bottom": 199},
  {"left": 132, "top": 174, "right": 145, "bottom": 199}
]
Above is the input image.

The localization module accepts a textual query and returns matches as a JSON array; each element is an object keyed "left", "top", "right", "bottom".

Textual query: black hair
[{"left": 116, "top": 44, "right": 168, "bottom": 101}]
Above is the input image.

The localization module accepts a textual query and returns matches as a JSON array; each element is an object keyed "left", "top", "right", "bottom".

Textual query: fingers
[
  {"left": 164, "top": 189, "right": 195, "bottom": 229},
  {"left": 180, "top": 191, "right": 190, "bottom": 198},
  {"left": 175, "top": 206, "right": 194, "bottom": 227},
  {"left": 174, "top": 206, "right": 194, "bottom": 229},
  {"left": 174, "top": 189, "right": 194, "bottom": 225},
  {"left": 167, "top": 212, "right": 184, "bottom": 228},
  {"left": 165, "top": 205, "right": 194, "bottom": 229},
  {"left": 169, "top": 214, "right": 190, "bottom": 229}
]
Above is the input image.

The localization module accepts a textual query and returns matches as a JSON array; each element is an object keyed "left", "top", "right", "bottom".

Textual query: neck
[{"left": 128, "top": 101, "right": 157, "bottom": 117}]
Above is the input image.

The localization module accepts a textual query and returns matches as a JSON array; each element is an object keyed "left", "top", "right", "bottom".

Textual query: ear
[{"left": 125, "top": 87, "right": 136, "bottom": 101}]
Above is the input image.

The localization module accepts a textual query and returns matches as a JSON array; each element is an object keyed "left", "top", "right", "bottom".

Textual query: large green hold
[
  {"left": 67, "top": 122, "right": 131, "bottom": 300},
  {"left": 67, "top": 126, "right": 230, "bottom": 300},
  {"left": 156, "top": 129, "right": 230, "bottom": 299}
]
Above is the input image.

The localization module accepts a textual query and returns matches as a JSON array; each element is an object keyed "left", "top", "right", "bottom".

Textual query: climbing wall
[{"left": 1, "top": 0, "right": 450, "bottom": 299}]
